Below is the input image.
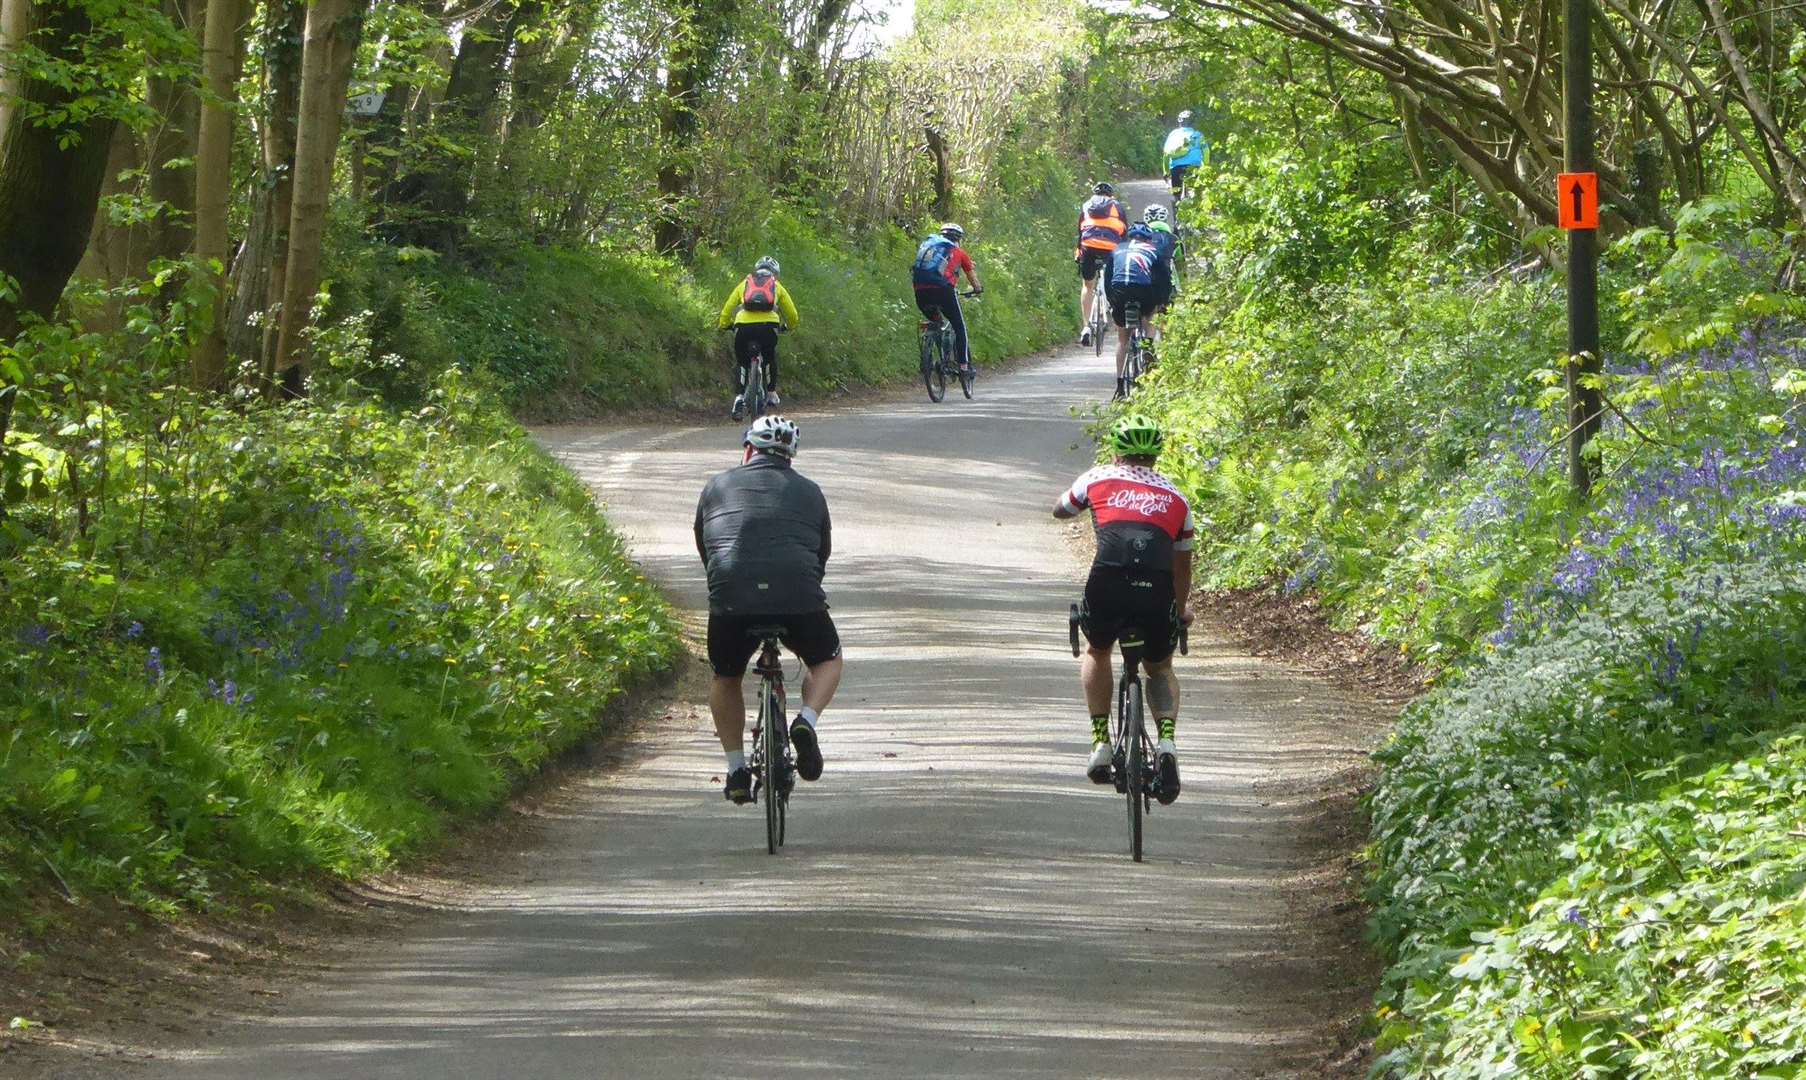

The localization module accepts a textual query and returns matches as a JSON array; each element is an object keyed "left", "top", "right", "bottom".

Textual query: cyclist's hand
[
  {"left": 1179, "top": 605, "right": 1195, "bottom": 627},
  {"left": 972, "top": 285, "right": 985, "bottom": 296}
]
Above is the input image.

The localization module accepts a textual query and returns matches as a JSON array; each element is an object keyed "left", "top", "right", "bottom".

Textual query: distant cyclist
[
  {"left": 1053, "top": 414, "right": 1193, "bottom": 803},
  {"left": 1075, "top": 181, "right": 1127, "bottom": 347},
  {"left": 694, "top": 415, "right": 842, "bottom": 804},
  {"left": 912, "top": 223, "right": 984, "bottom": 374},
  {"left": 1102, "top": 222, "right": 1171, "bottom": 400},
  {"left": 718, "top": 256, "right": 800, "bottom": 419},
  {"left": 1162, "top": 111, "right": 1208, "bottom": 204},
  {"left": 1141, "top": 204, "right": 1179, "bottom": 339}
]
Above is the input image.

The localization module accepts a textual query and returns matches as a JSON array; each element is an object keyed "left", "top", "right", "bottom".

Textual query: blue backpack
[{"left": 913, "top": 236, "right": 955, "bottom": 285}]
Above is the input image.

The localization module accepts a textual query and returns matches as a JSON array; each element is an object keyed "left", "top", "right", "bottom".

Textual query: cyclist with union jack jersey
[{"left": 1053, "top": 414, "right": 1193, "bottom": 803}]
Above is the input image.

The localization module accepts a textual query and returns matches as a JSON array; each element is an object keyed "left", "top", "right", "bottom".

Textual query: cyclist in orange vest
[{"left": 1075, "top": 182, "right": 1128, "bottom": 347}]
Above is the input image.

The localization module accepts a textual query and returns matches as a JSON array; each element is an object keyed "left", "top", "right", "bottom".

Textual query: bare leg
[
  {"left": 1115, "top": 324, "right": 1130, "bottom": 378},
  {"left": 1081, "top": 645, "right": 1114, "bottom": 718},
  {"left": 800, "top": 655, "right": 843, "bottom": 714},
  {"left": 1145, "top": 658, "right": 1179, "bottom": 727},
  {"left": 1079, "top": 278, "right": 1094, "bottom": 332},
  {"left": 710, "top": 675, "right": 746, "bottom": 752}
]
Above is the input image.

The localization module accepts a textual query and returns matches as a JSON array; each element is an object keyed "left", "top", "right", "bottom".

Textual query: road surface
[{"left": 135, "top": 181, "right": 1377, "bottom": 1079}]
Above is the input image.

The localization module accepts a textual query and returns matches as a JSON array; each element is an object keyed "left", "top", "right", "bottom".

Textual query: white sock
[
  {"left": 796, "top": 706, "right": 818, "bottom": 729},
  {"left": 725, "top": 750, "right": 745, "bottom": 772}
]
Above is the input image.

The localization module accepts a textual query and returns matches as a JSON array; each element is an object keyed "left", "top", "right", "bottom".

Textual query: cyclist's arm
[
  {"left": 1053, "top": 477, "right": 1089, "bottom": 520},
  {"left": 718, "top": 286, "right": 740, "bottom": 330},
  {"left": 778, "top": 284, "right": 799, "bottom": 331},
  {"left": 694, "top": 495, "right": 709, "bottom": 566},
  {"left": 819, "top": 502, "right": 831, "bottom": 570},
  {"left": 1174, "top": 548, "right": 1194, "bottom": 623}
]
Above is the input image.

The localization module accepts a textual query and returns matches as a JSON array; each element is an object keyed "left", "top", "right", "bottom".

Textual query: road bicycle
[
  {"left": 1120, "top": 300, "right": 1156, "bottom": 397},
  {"left": 919, "top": 291, "right": 979, "bottom": 403},
  {"left": 745, "top": 626, "right": 795, "bottom": 854},
  {"left": 1088, "top": 290, "right": 1107, "bottom": 358},
  {"left": 1070, "top": 602, "right": 1187, "bottom": 862}
]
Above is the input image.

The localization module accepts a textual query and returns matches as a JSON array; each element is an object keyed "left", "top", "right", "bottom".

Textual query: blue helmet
[{"left": 1126, "top": 222, "right": 1156, "bottom": 242}]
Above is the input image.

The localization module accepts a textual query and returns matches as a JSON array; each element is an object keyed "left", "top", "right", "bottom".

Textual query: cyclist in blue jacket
[
  {"left": 1103, "top": 223, "right": 1171, "bottom": 400},
  {"left": 1162, "top": 111, "right": 1208, "bottom": 203},
  {"left": 911, "top": 223, "right": 984, "bottom": 372}
]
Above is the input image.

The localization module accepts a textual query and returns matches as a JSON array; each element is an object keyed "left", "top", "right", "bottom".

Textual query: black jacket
[{"left": 694, "top": 454, "right": 832, "bottom": 615}]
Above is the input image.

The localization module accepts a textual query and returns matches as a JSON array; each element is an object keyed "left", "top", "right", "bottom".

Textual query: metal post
[{"left": 1564, "top": 0, "right": 1602, "bottom": 497}]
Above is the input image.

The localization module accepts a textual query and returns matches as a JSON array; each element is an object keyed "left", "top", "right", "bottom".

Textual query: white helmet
[
  {"left": 1143, "top": 204, "right": 1169, "bottom": 223},
  {"left": 744, "top": 415, "right": 800, "bottom": 458},
  {"left": 1177, "top": 110, "right": 1194, "bottom": 124}
]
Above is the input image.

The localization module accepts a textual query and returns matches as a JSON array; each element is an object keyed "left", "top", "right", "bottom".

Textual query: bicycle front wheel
[
  {"left": 1125, "top": 681, "right": 1145, "bottom": 862},
  {"left": 762, "top": 685, "right": 782, "bottom": 854}
]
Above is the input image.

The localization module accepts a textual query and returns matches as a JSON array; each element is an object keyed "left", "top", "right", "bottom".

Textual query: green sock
[
  {"left": 1157, "top": 717, "right": 1176, "bottom": 742},
  {"left": 1090, "top": 715, "right": 1110, "bottom": 743}
]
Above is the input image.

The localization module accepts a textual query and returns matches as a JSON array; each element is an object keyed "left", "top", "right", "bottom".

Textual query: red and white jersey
[{"left": 1060, "top": 464, "right": 1195, "bottom": 554}]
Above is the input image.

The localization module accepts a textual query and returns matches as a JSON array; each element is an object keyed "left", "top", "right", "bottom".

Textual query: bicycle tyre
[
  {"left": 1126, "top": 680, "right": 1145, "bottom": 862},
  {"left": 923, "top": 334, "right": 947, "bottom": 402},
  {"left": 959, "top": 363, "right": 974, "bottom": 399},
  {"left": 751, "top": 359, "right": 770, "bottom": 421},
  {"left": 762, "top": 684, "right": 781, "bottom": 854},
  {"left": 1091, "top": 307, "right": 1105, "bottom": 358}
]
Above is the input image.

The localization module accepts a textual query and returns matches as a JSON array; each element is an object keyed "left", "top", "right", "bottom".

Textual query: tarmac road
[{"left": 134, "top": 179, "right": 1376, "bottom": 1079}]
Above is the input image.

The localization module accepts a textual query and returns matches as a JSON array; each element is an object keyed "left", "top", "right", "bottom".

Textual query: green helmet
[{"left": 1108, "top": 413, "right": 1164, "bottom": 458}]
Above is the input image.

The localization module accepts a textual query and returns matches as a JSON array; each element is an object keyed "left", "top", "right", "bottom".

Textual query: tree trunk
[
  {"left": 924, "top": 120, "right": 953, "bottom": 221},
  {"left": 74, "top": 125, "right": 141, "bottom": 332},
  {"left": 144, "top": 0, "right": 202, "bottom": 278},
  {"left": 654, "top": 0, "right": 738, "bottom": 257},
  {"left": 190, "top": 0, "right": 247, "bottom": 391},
  {"left": 271, "top": 0, "right": 364, "bottom": 392},
  {"left": 0, "top": 3, "right": 119, "bottom": 342},
  {"left": 253, "top": 0, "right": 305, "bottom": 387},
  {"left": 0, "top": 0, "right": 29, "bottom": 143}
]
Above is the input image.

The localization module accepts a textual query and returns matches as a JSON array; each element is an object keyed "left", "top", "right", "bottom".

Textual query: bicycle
[
  {"left": 1069, "top": 602, "right": 1187, "bottom": 862},
  {"left": 919, "top": 290, "right": 979, "bottom": 403},
  {"left": 744, "top": 626, "right": 795, "bottom": 854},
  {"left": 1088, "top": 290, "right": 1107, "bottom": 358},
  {"left": 1120, "top": 301, "right": 1156, "bottom": 397}
]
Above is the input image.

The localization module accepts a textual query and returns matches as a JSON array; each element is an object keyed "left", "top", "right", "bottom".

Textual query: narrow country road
[{"left": 133, "top": 182, "right": 1379, "bottom": 1079}]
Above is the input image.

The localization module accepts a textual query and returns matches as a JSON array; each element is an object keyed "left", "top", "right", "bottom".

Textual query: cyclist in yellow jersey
[{"left": 718, "top": 256, "right": 801, "bottom": 419}]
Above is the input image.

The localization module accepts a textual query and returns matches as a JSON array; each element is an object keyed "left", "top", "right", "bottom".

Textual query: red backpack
[{"left": 742, "top": 270, "right": 778, "bottom": 312}]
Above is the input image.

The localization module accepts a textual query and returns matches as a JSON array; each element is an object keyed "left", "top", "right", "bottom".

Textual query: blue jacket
[{"left": 1163, "top": 126, "right": 1206, "bottom": 170}]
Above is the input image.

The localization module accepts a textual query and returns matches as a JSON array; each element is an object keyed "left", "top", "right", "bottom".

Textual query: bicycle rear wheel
[
  {"left": 1091, "top": 306, "right": 1105, "bottom": 357},
  {"left": 922, "top": 333, "right": 947, "bottom": 402},
  {"left": 1125, "top": 681, "right": 1145, "bottom": 862},
  {"left": 762, "top": 684, "right": 783, "bottom": 854},
  {"left": 747, "top": 360, "right": 768, "bottom": 421},
  {"left": 959, "top": 360, "right": 974, "bottom": 399}
]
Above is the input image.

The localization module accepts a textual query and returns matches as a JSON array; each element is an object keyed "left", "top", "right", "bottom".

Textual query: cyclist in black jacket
[{"left": 694, "top": 415, "right": 842, "bottom": 803}]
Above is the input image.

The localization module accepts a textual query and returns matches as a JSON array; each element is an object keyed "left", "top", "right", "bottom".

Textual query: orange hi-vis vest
[{"left": 1077, "top": 197, "right": 1128, "bottom": 252}]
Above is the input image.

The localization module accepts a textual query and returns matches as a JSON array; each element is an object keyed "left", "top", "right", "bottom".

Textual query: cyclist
[
  {"left": 1052, "top": 413, "right": 1193, "bottom": 804},
  {"left": 1075, "top": 181, "right": 1127, "bottom": 347},
  {"left": 1162, "top": 111, "right": 1208, "bottom": 204},
  {"left": 1141, "top": 204, "right": 1179, "bottom": 340},
  {"left": 694, "top": 415, "right": 842, "bottom": 804},
  {"left": 1102, "top": 222, "right": 1171, "bottom": 400},
  {"left": 912, "top": 222, "right": 984, "bottom": 375},
  {"left": 718, "top": 256, "right": 800, "bottom": 420}
]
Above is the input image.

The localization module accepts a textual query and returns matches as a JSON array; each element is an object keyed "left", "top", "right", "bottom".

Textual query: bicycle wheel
[
  {"left": 1091, "top": 306, "right": 1105, "bottom": 358},
  {"left": 762, "top": 684, "right": 782, "bottom": 854},
  {"left": 747, "top": 360, "right": 767, "bottom": 421},
  {"left": 959, "top": 359, "right": 974, "bottom": 399},
  {"left": 1125, "top": 680, "right": 1145, "bottom": 862},
  {"left": 922, "top": 333, "right": 947, "bottom": 402}
]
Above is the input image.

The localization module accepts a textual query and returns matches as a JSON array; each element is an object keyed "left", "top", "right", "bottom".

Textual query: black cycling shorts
[
  {"left": 1109, "top": 284, "right": 1162, "bottom": 328},
  {"left": 1169, "top": 164, "right": 1194, "bottom": 195},
  {"left": 707, "top": 610, "right": 841, "bottom": 677},
  {"left": 1081, "top": 567, "right": 1178, "bottom": 664},
  {"left": 1077, "top": 248, "right": 1112, "bottom": 282}
]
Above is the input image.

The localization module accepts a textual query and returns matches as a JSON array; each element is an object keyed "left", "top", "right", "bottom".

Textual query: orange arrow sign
[{"left": 1558, "top": 172, "right": 1599, "bottom": 230}]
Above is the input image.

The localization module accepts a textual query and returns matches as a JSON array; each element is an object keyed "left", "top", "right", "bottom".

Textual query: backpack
[
  {"left": 913, "top": 236, "right": 955, "bottom": 283},
  {"left": 742, "top": 270, "right": 778, "bottom": 312}
]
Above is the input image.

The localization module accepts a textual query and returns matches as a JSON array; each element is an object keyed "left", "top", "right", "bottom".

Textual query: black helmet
[{"left": 1094, "top": 181, "right": 1115, "bottom": 196}]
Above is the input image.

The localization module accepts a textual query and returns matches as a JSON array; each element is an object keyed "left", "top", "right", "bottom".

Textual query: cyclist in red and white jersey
[{"left": 1052, "top": 413, "right": 1193, "bottom": 802}]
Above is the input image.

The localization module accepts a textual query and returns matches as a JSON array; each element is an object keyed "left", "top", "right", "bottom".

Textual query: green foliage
[
  {"left": 330, "top": 163, "right": 1081, "bottom": 417},
  {"left": 1, "top": 337, "right": 676, "bottom": 908}
]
